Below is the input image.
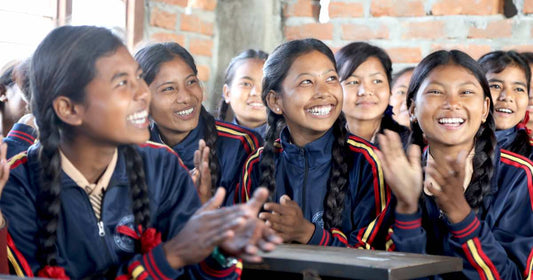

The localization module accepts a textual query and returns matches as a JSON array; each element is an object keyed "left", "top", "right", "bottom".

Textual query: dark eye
[
  {"left": 395, "top": 90, "right": 406, "bottom": 96},
  {"left": 516, "top": 87, "right": 526, "bottom": 93},
  {"left": 240, "top": 81, "right": 252, "bottom": 87},
  {"left": 326, "top": 76, "right": 338, "bottom": 82},
  {"left": 462, "top": 90, "right": 474, "bottom": 95},
  {"left": 427, "top": 90, "right": 441, "bottom": 95},
  {"left": 489, "top": 84, "right": 501, "bottom": 90},
  {"left": 187, "top": 79, "right": 198, "bottom": 86},
  {"left": 162, "top": 86, "right": 175, "bottom": 92},
  {"left": 300, "top": 79, "right": 312, "bottom": 86},
  {"left": 373, "top": 79, "right": 383, "bottom": 84},
  {"left": 136, "top": 73, "right": 144, "bottom": 80},
  {"left": 345, "top": 80, "right": 359, "bottom": 86},
  {"left": 117, "top": 80, "right": 127, "bottom": 87}
]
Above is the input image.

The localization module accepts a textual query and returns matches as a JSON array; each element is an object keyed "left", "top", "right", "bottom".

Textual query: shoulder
[
  {"left": 136, "top": 141, "right": 189, "bottom": 171},
  {"left": 497, "top": 148, "right": 533, "bottom": 210},
  {"left": 346, "top": 134, "right": 378, "bottom": 156},
  {"left": 215, "top": 120, "right": 263, "bottom": 153}
]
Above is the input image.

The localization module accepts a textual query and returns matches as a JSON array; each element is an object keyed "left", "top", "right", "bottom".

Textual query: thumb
[
  {"left": 245, "top": 187, "right": 269, "bottom": 215},
  {"left": 198, "top": 187, "right": 225, "bottom": 212},
  {"left": 280, "top": 195, "right": 291, "bottom": 204}
]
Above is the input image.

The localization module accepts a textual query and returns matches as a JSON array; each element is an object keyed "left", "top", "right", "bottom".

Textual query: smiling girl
[
  {"left": 237, "top": 39, "right": 391, "bottom": 249},
  {"left": 377, "top": 50, "right": 533, "bottom": 279}
]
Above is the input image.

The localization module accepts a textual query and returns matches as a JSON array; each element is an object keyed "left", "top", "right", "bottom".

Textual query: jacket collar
[
  {"left": 495, "top": 127, "right": 517, "bottom": 151},
  {"left": 279, "top": 127, "right": 334, "bottom": 168}
]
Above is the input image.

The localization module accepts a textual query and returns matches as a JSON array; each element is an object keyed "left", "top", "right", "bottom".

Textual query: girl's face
[
  {"left": 79, "top": 46, "right": 151, "bottom": 145},
  {"left": 390, "top": 70, "right": 413, "bottom": 127},
  {"left": 268, "top": 50, "right": 342, "bottom": 145},
  {"left": 223, "top": 59, "right": 266, "bottom": 127},
  {"left": 412, "top": 64, "right": 490, "bottom": 150},
  {"left": 341, "top": 56, "right": 390, "bottom": 123},
  {"left": 487, "top": 65, "right": 528, "bottom": 130},
  {"left": 149, "top": 57, "right": 203, "bottom": 141}
]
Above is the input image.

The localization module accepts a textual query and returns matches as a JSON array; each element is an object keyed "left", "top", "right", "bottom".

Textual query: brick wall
[
  {"left": 145, "top": 0, "right": 217, "bottom": 83},
  {"left": 283, "top": 0, "right": 533, "bottom": 70}
]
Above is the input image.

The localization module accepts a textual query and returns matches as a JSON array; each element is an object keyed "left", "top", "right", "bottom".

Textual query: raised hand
[
  {"left": 376, "top": 129, "right": 423, "bottom": 214},
  {"left": 259, "top": 195, "right": 314, "bottom": 244},
  {"left": 163, "top": 188, "right": 245, "bottom": 269},
  {"left": 425, "top": 150, "right": 471, "bottom": 223},
  {"left": 220, "top": 187, "right": 282, "bottom": 263},
  {"left": 192, "top": 139, "right": 212, "bottom": 204}
]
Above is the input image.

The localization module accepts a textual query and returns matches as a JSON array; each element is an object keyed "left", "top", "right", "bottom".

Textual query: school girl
[
  {"left": 0, "top": 61, "right": 29, "bottom": 136},
  {"left": 218, "top": 49, "right": 269, "bottom": 139},
  {"left": 521, "top": 52, "right": 533, "bottom": 136},
  {"left": 377, "top": 50, "right": 533, "bottom": 279},
  {"left": 390, "top": 67, "right": 415, "bottom": 128},
  {"left": 135, "top": 43, "right": 263, "bottom": 204},
  {"left": 478, "top": 51, "right": 533, "bottom": 159},
  {"left": 1, "top": 25, "right": 279, "bottom": 279},
  {"left": 335, "top": 42, "right": 409, "bottom": 147},
  {"left": 236, "top": 38, "right": 391, "bottom": 249}
]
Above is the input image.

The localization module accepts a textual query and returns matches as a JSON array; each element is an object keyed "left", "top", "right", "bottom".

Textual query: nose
[
  {"left": 443, "top": 93, "right": 461, "bottom": 109},
  {"left": 250, "top": 84, "right": 262, "bottom": 97},
  {"left": 497, "top": 88, "right": 512, "bottom": 102},
  {"left": 357, "top": 81, "right": 373, "bottom": 97},
  {"left": 315, "top": 80, "right": 331, "bottom": 98},
  {"left": 176, "top": 88, "right": 193, "bottom": 104},
  {"left": 134, "top": 79, "right": 150, "bottom": 105}
]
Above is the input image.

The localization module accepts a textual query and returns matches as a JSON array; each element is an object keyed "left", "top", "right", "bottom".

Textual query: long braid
[
  {"left": 36, "top": 108, "right": 63, "bottom": 266},
  {"left": 465, "top": 119, "right": 496, "bottom": 208},
  {"left": 323, "top": 114, "right": 351, "bottom": 229},
  {"left": 200, "top": 106, "right": 220, "bottom": 193},
  {"left": 217, "top": 99, "right": 230, "bottom": 121},
  {"left": 122, "top": 145, "right": 151, "bottom": 229},
  {"left": 259, "top": 111, "right": 283, "bottom": 200}
]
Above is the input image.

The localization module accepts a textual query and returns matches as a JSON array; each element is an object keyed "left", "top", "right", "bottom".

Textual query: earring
[
  {"left": 410, "top": 115, "right": 417, "bottom": 123},
  {"left": 224, "top": 99, "right": 230, "bottom": 104},
  {"left": 276, "top": 108, "right": 280, "bottom": 112}
]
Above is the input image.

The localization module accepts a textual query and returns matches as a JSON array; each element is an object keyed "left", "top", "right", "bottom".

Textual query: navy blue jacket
[
  {"left": 495, "top": 127, "right": 533, "bottom": 161},
  {"left": 388, "top": 147, "right": 533, "bottom": 279},
  {"left": 237, "top": 127, "right": 391, "bottom": 249},
  {"left": 150, "top": 118, "right": 263, "bottom": 205},
  {"left": 4, "top": 123, "right": 37, "bottom": 159},
  {"left": 2, "top": 142, "right": 239, "bottom": 279}
]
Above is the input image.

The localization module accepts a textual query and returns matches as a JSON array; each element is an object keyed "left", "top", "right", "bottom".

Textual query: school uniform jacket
[
  {"left": 495, "top": 127, "right": 533, "bottom": 161},
  {"left": 236, "top": 127, "right": 391, "bottom": 249},
  {"left": 2, "top": 142, "right": 239, "bottom": 279},
  {"left": 387, "top": 147, "right": 533, "bottom": 279},
  {"left": 4, "top": 123, "right": 37, "bottom": 159},
  {"left": 150, "top": 118, "right": 263, "bottom": 205}
]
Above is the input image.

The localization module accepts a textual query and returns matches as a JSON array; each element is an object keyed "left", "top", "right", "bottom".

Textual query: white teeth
[
  {"left": 127, "top": 110, "right": 148, "bottom": 125},
  {"left": 177, "top": 108, "right": 194, "bottom": 116},
  {"left": 249, "top": 102, "right": 264, "bottom": 107},
  {"left": 438, "top": 118, "right": 465, "bottom": 124},
  {"left": 496, "top": 108, "right": 513, "bottom": 114},
  {"left": 307, "top": 105, "right": 333, "bottom": 116}
]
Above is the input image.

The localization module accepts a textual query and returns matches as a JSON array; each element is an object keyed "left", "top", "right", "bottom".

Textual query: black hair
[
  {"left": 31, "top": 25, "right": 151, "bottom": 267},
  {"left": 407, "top": 50, "right": 496, "bottom": 209},
  {"left": 391, "top": 67, "right": 415, "bottom": 88},
  {"left": 478, "top": 51, "right": 532, "bottom": 157},
  {"left": 135, "top": 42, "right": 220, "bottom": 192},
  {"left": 522, "top": 52, "right": 533, "bottom": 65},
  {"left": 261, "top": 38, "right": 351, "bottom": 229},
  {"left": 14, "top": 57, "right": 32, "bottom": 105},
  {"left": 218, "top": 49, "right": 269, "bottom": 121},
  {"left": 335, "top": 42, "right": 405, "bottom": 136}
]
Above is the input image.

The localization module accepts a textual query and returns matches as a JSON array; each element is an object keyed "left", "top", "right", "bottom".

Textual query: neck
[
  {"left": 235, "top": 117, "right": 265, "bottom": 130},
  {"left": 159, "top": 128, "right": 191, "bottom": 147},
  {"left": 60, "top": 136, "right": 116, "bottom": 184},
  {"left": 288, "top": 128, "right": 327, "bottom": 147},
  {"left": 347, "top": 117, "right": 381, "bottom": 142},
  {"left": 427, "top": 141, "right": 475, "bottom": 165}
]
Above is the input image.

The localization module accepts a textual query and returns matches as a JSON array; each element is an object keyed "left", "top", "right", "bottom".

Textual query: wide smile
[
  {"left": 174, "top": 107, "right": 195, "bottom": 120},
  {"left": 247, "top": 101, "right": 265, "bottom": 109},
  {"left": 126, "top": 109, "right": 149, "bottom": 128},
  {"left": 306, "top": 104, "right": 334, "bottom": 118},
  {"left": 495, "top": 107, "right": 514, "bottom": 115},
  {"left": 437, "top": 117, "right": 465, "bottom": 130}
]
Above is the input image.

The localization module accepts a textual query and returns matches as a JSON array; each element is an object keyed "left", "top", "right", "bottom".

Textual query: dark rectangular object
[{"left": 244, "top": 244, "right": 462, "bottom": 280}]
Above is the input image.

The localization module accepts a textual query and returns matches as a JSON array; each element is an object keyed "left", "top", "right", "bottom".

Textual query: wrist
[
  {"left": 298, "top": 221, "right": 315, "bottom": 244},
  {"left": 395, "top": 201, "right": 418, "bottom": 214},
  {"left": 163, "top": 242, "right": 185, "bottom": 269}
]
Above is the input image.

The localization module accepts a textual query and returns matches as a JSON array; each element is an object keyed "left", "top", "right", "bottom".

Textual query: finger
[
  {"left": 384, "top": 129, "right": 404, "bottom": 158},
  {"left": 245, "top": 187, "right": 269, "bottom": 215},
  {"left": 376, "top": 133, "right": 391, "bottom": 165},
  {"left": 426, "top": 182, "right": 443, "bottom": 197},
  {"left": 244, "top": 244, "right": 258, "bottom": 255},
  {"left": 406, "top": 144, "right": 422, "bottom": 170},
  {"left": 258, "top": 212, "right": 283, "bottom": 224},
  {"left": 425, "top": 164, "right": 447, "bottom": 188},
  {"left": 263, "top": 226, "right": 283, "bottom": 245},
  {"left": 199, "top": 187, "right": 226, "bottom": 212},
  {"left": 239, "top": 252, "right": 262, "bottom": 263},
  {"left": 279, "top": 195, "right": 292, "bottom": 205},
  {"left": 201, "top": 145, "right": 210, "bottom": 166},
  {"left": 263, "top": 202, "right": 289, "bottom": 215},
  {"left": 267, "top": 220, "right": 292, "bottom": 233},
  {"left": 193, "top": 149, "right": 201, "bottom": 169},
  {"left": 206, "top": 229, "right": 235, "bottom": 248}
]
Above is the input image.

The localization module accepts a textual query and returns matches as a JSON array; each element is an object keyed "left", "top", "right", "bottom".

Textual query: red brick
[
  {"left": 341, "top": 23, "right": 389, "bottom": 40},
  {"left": 468, "top": 20, "right": 512, "bottom": 39},
  {"left": 430, "top": 44, "right": 492, "bottom": 60},
  {"left": 150, "top": 8, "right": 177, "bottom": 30},
  {"left": 285, "top": 23, "right": 334, "bottom": 40},
  {"left": 150, "top": 33, "right": 185, "bottom": 45},
  {"left": 180, "top": 14, "right": 214, "bottom": 36},
  {"left": 151, "top": 0, "right": 188, "bottom": 7},
  {"left": 197, "top": 65, "right": 210, "bottom": 81},
  {"left": 431, "top": 0, "right": 501, "bottom": 15},
  {"left": 189, "top": 38, "right": 213, "bottom": 56},
  {"left": 503, "top": 45, "right": 533, "bottom": 53},
  {"left": 284, "top": 0, "right": 313, "bottom": 17},
  {"left": 190, "top": 0, "right": 217, "bottom": 11},
  {"left": 329, "top": 2, "right": 364, "bottom": 18},
  {"left": 371, "top": 0, "right": 425, "bottom": 17},
  {"left": 525, "top": 0, "right": 533, "bottom": 14},
  {"left": 385, "top": 47, "right": 422, "bottom": 63},
  {"left": 402, "top": 21, "right": 445, "bottom": 39}
]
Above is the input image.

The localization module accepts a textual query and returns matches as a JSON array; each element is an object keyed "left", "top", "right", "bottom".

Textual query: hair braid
[
  {"left": 259, "top": 111, "right": 284, "bottom": 200},
  {"left": 200, "top": 106, "right": 220, "bottom": 193},
  {"left": 122, "top": 145, "right": 151, "bottom": 229},
  {"left": 217, "top": 100, "right": 230, "bottom": 121},
  {"left": 323, "top": 113, "right": 351, "bottom": 229}
]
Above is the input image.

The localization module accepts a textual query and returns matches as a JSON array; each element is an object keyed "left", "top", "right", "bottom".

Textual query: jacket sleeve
[{"left": 4, "top": 123, "right": 37, "bottom": 159}]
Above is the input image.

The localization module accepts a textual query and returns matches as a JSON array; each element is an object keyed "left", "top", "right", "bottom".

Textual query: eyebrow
[
  {"left": 488, "top": 78, "right": 527, "bottom": 87},
  {"left": 295, "top": 69, "right": 336, "bottom": 79},
  {"left": 349, "top": 72, "right": 384, "bottom": 79},
  {"left": 238, "top": 76, "right": 254, "bottom": 81},
  {"left": 110, "top": 66, "right": 142, "bottom": 82},
  {"left": 155, "top": 73, "right": 196, "bottom": 88}
]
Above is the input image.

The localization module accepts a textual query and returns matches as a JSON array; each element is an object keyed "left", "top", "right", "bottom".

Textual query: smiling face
[
  {"left": 341, "top": 56, "right": 390, "bottom": 123},
  {"left": 390, "top": 70, "right": 413, "bottom": 127},
  {"left": 223, "top": 58, "right": 266, "bottom": 128},
  {"left": 267, "top": 50, "right": 342, "bottom": 146},
  {"left": 78, "top": 46, "right": 151, "bottom": 145},
  {"left": 412, "top": 64, "right": 490, "bottom": 151},
  {"left": 487, "top": 65, "right": 529, "bottom": 130}
]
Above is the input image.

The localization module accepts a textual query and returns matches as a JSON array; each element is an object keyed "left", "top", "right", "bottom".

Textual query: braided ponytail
[
  {"left": 259, "top": 111, "right": 284, "bottom": 200},
  {"left": 200, "top": 106, "right": 220, "bottom": 193},
  {"left": 122, "top": 145, "right": 151, "bottom": 229}
]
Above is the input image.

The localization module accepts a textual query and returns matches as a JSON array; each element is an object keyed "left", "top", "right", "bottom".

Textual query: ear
[
  {"left": 222, "top": 84, "right": 231, "bottom": 104},
  {"left": 266, "top": 90, "right": 283, "bottom": 115},
  {"left": 481, "top": 96, "right": 490, "bottom": 123},
  {"left": 408, "top": 98, "right": 417, "bottom": 122},
  {"left": 52, "top": 96, "right": 84, "bottom": 126}
]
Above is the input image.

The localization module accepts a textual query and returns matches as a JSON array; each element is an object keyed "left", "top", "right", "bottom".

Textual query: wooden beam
[
  {"left": 56, "top": 0, "right": 72, "bottom": 26},
  {"left": 126, "top": 0, "right": 144, "bottom": 50}
]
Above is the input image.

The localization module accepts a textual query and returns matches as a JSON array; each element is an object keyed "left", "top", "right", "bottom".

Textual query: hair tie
[
  {"left": 37, "top": 265, "right": 69, "bottom": 279},
  {"left": 116, "top": 225, "right": 162, "bottom": 254},
  {"left": 517, "top": 111, "right": 532, "bottom": 136}
]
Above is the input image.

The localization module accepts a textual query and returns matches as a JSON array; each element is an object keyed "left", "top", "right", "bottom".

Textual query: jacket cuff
[
  {"left": 393, "top": 209, "right": 423, "bottom": 236},
  {"left": 307, "top": 223, "right": 331, "bottom": 246},
  {"left": 199, "top": 254, "right": 236, "bottom": 278},
  {"left": 447, "top": 210, "right": 480, "bottom": 244},
  {"left": 139, "top": 244, "right": 183, "bottom": 279},
  {"left": 5, "top": 123, "right": 37, "bottom": 145}
]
